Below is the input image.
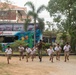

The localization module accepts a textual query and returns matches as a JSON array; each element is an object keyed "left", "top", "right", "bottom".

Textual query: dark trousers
[{"left": 38, "top": 49, "right": 42, "bottom": 62}]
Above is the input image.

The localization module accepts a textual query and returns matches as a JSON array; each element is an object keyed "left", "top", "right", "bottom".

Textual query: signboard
[
  {"left": 5, "top": 25, "right": 12, "bottom": 31},
  {"left": 13, "top": 24, "right": 24, "bottom": 31},
  {"left": 0, "top": 23, "right": 24, "bottom": 31},
  {"left": 0, "top": 25, "right": 5, "bottom": 31},
  {"left": 0, "top": 31, "right": 19, "bottom": 36}
]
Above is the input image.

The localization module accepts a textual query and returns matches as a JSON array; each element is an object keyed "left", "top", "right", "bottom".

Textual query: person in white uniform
[
  {"left": 63, "top": 43, "right": 71, "bottom": 62},
  {"left": 55, "top": 44, "right": 61, "bottom": 61},
  {"left": 5, "top": 46, "right": 13, "bottom": 64},
  {"left": 25, "top": 46, "right": 31, "bottom": 62},
  {"left": 18, "top": 44, "right": 24, "bottom": 61},
  {"left": 30, "top": 46, "right": 37, "bottom": 61},
  {"left": 47, "top": 46, "right": 54, "bottom": 63}
]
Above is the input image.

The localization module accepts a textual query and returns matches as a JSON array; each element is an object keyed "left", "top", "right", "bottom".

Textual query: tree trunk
[{"left": 34, "top": 19, "right": 36, "bottom": 46}]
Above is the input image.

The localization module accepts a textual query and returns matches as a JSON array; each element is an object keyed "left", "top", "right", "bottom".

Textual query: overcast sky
[{"left": 1, "top": 0, "right": 52, "bottom": 23}]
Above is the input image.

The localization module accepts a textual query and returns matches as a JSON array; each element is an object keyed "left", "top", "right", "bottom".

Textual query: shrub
[
  {"left": 10, "top": 40, "right": 28, "bottom": 51},
  {"left": 42, "top": 43, "right": 50, "bottom": 49}
]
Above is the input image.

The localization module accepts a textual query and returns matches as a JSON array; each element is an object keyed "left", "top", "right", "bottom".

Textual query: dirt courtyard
[{"left": 0, "top": 55, "right": 76, "bottom": 75}]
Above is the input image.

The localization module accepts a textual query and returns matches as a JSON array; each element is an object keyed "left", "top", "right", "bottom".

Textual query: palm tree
[
  {"left": 38, "top": 18, "right": 45, "bottom": 32},
  {"left": 24, "top": 13, "right": 31, "bottom": 31},
  {"left": 24, "top": 1, "right": 46, "bottom": 45}
]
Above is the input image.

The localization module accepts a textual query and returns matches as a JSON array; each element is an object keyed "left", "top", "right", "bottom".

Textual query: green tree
[
  {"left": 24, "top": 1, "right": 46, "bottom": 45},
  {"left": 46, "top": 21, "right": 54, "bottom": 31},
  {"left": 47, "top": 0, "right": 76, "bottom": 52}
]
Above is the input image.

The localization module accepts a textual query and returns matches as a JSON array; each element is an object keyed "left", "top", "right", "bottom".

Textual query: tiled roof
[{"left": 0, "top": 2, "right": 26, "bottom": 10}]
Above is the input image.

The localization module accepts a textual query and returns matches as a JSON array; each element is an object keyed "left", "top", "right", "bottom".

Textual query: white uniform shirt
[
  {"left": 18, "top": 46, "right": 24, "bottom": 52},
  {"left": 55, "top": 46, "right": 61, "bottom": 51},
  {"left": 30, "top": 46, "right": 37, "bottom": 55},
  {"left": 25, "top": 48, "right": 31, "bottom": 53},
  {"left": 30, "top": 49, "right": 36, "bottom": 55},
  {"left": 63, "top": 45, "right": 70, "bottom": 51},
  {"left": 5, "top": 48, "right": 12, "bottom": 54},
  {"left": 47, "top": 48, "right": 54, "bottom": 56},
  {"left": 33, "top": 47, "right": 37, "bottom": 51}
]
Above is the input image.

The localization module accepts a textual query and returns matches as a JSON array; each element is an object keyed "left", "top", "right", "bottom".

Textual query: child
[
  {"left": 63, "top": 43, "right": 71, "bottom": 62},
  {"left": 30, "top": 46, "right": 37, "bottom": 61},
  {"left": 46, "top": 46, "right": 54, "bottom": 63},
  {"left": 5, "top": 46, "right": 13, "bottom": 64},
  {"left": 55, "top": 44, "right": 61, "bottom": 61},
  {"left": 18, "top": 44, "right": 24, "bottom": 61},
  {"left": 32, "top": 45, "right": 37, "bottom": 58},
  {"left": 25, "top": 46, "right": 31, "bottom": 62}
]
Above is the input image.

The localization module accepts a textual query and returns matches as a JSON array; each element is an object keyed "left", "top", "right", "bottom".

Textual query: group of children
[
  {"left": 46, "top": 43, "right": 71, "bottom": 63},
  {"left": 5, "top": 42, "right": 71, "bottom": 64},
  {"left": 5, "top": 44, "right": 37, "bottom": 64}
]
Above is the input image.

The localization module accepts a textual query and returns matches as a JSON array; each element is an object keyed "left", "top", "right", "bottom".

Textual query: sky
[{"left": 1, "top": 0, "right": 52, "bottom": 23}]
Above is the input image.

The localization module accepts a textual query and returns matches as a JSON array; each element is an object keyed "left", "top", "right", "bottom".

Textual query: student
[
  {"left": 5, "top": 46, "right": 13, "bottom": 64},
  {"left": 25, "top": 46, "right": 31, "bottom": 62},
  {"left": 32, "top": 45, "right": 37, "bottom": 58},
  {"left": 18, "top": 44, "right": 24, "bottom": 61},
  {"left": 30, "top": 46, "right": 37, "bottom": 61},
  {"left": 63, "top": 43, "right": 71, "bottom": 62},
  {"left": 46, "top": 46, "right": 54, "bottom": 63},
  {"left": 55, "top": 44, "right": 61, "bottom": 61}
]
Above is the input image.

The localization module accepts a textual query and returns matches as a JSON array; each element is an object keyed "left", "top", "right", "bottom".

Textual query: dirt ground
[{"left": 0, "top": 55, "right": 76, "bottom": 75}]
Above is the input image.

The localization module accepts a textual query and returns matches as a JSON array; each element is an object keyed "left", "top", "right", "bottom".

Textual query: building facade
[
  {"left": 0, "top": 2, "right": 27, "bottom": 23},
  {"left": 0, "top": 2, "right": 28, "bottom": 48}
]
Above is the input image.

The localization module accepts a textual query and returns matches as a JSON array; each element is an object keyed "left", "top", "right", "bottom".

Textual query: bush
[
  {"left": 10, "top": 40, "right": 28, "bottom": 51},
  {"left": 42, "top": 43, "right": 50, "bottom": 49}
]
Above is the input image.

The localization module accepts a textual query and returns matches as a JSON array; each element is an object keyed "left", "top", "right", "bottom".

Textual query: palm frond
[
  {"left": 28, "top": 11, "right": 34, "bottom": 16},
  {"left": 38, "top": 18, "right": 45, "bottom": 32},
  {"left": 28, "top": 11, "right": 38, "bottom": 19},
  {"left": 24, "top": 13, "right": 31, "bottom": 31},
  {"left": 24, "top": 1, "right": 35, "bottom": 12},
  {"left": 37, "top": 5, "right": 46, "bottom": 13}
]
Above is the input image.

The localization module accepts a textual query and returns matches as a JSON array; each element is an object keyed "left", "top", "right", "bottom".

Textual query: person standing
[
  {"left": 63, "top": 43, "right": 71, "bottom": 62},
  {"left": 5, "top": 46, "right": 13, "bottom": 64},
  {"left": 55, "top": 44, "right": 61, "bottom": 61},
  {"left": 18, "top": 44, "right": 24, "bottom": 61}
]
